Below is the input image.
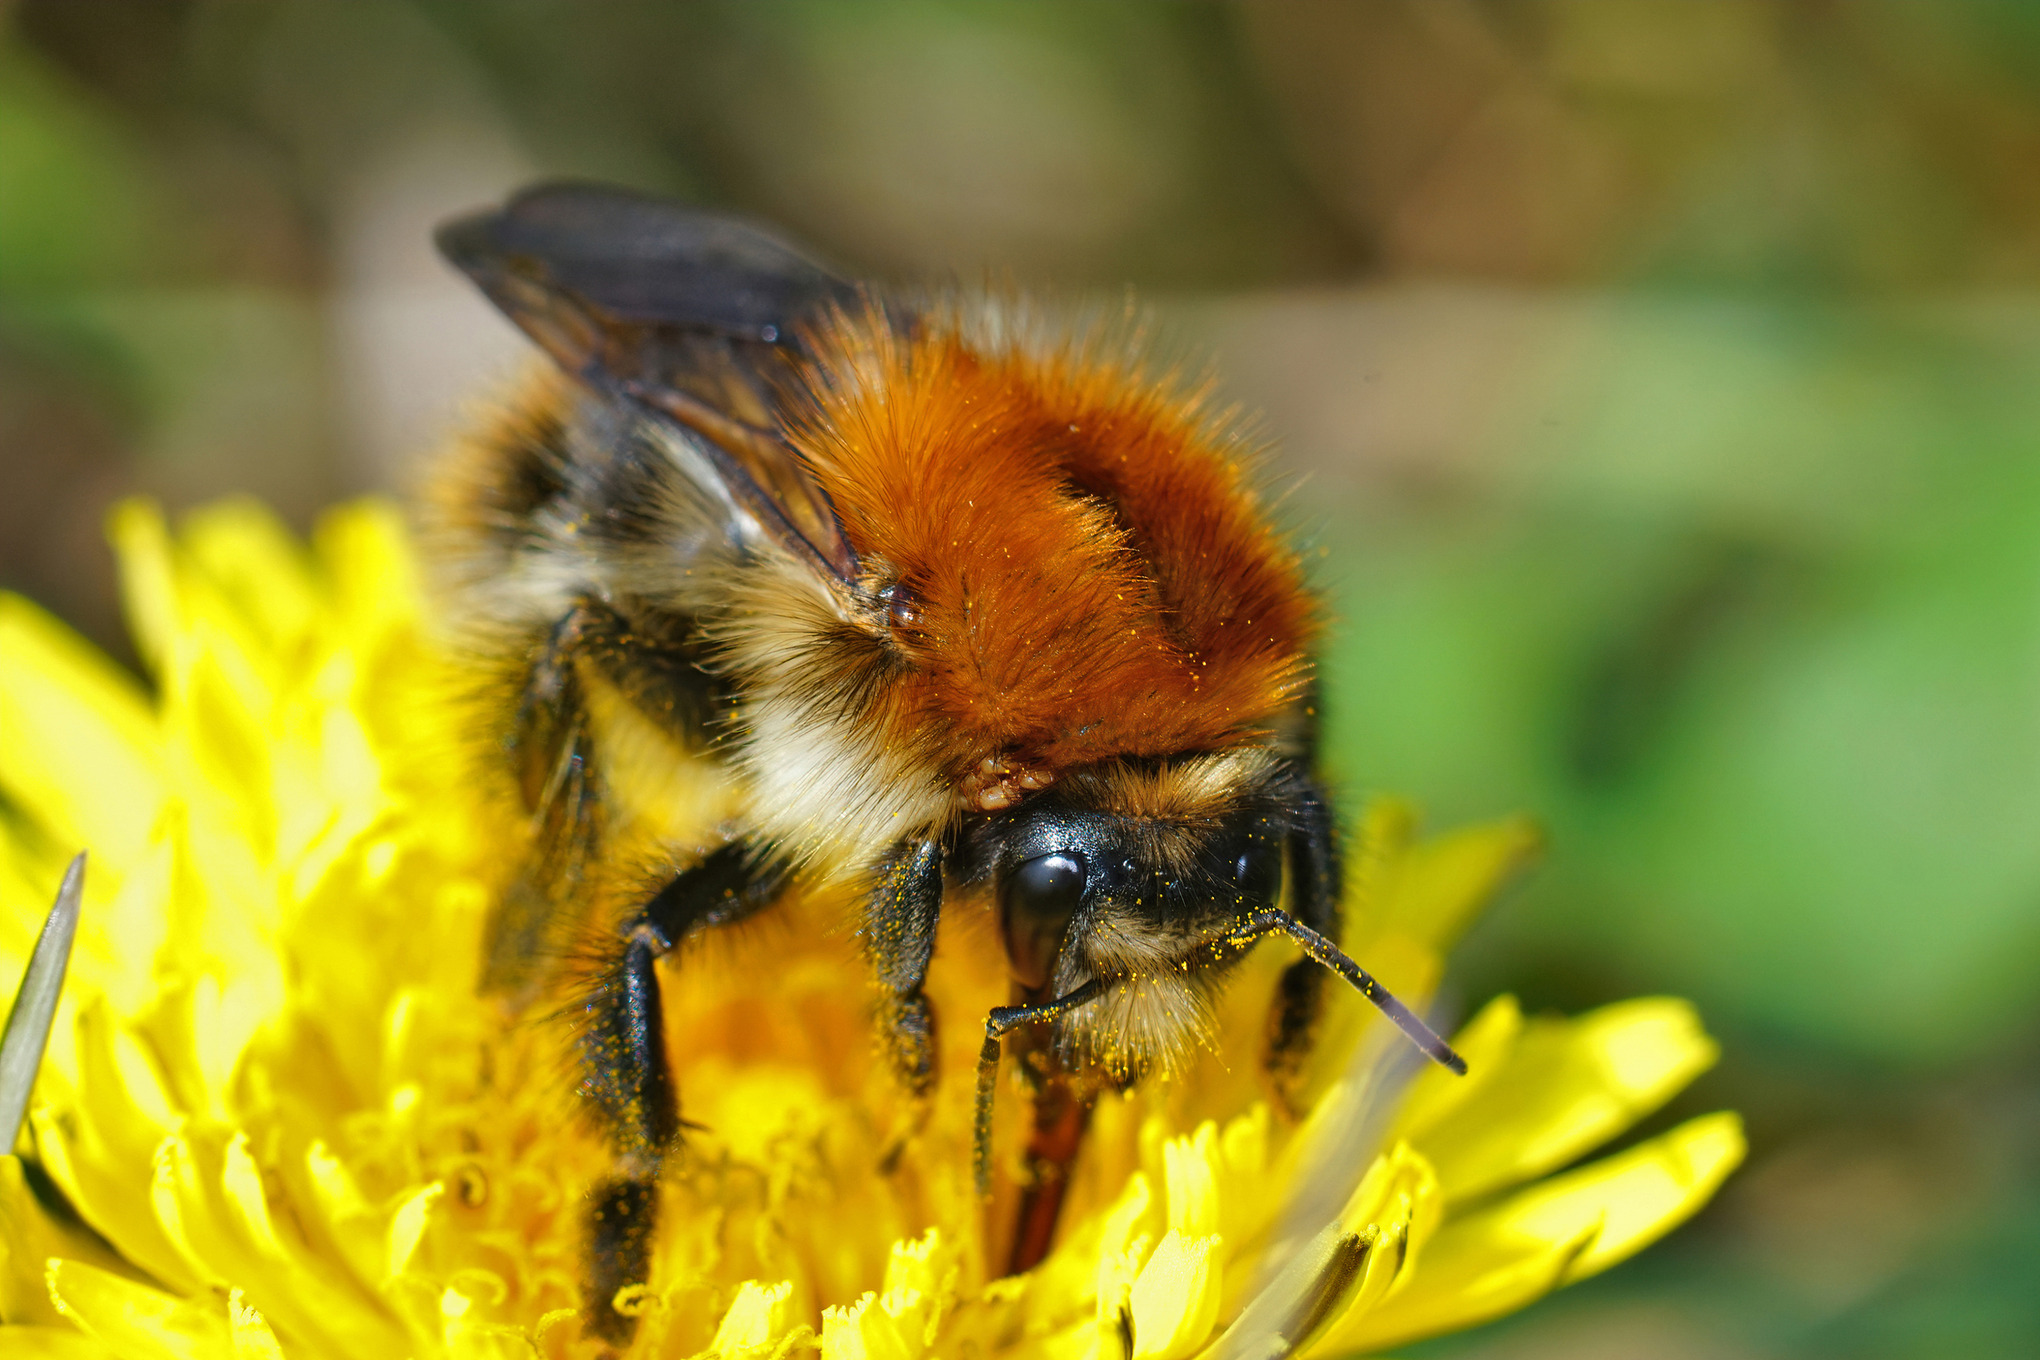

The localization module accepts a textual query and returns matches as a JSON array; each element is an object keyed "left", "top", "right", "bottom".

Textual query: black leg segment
[
  {"left": 576, "top": 839, "right": 790, "bottom": 1340},
  {"left": 585, "top": 1175, "right": 658, "bottom": 1343},
  {"left": 864, "top": 839, "right": 944, "bottom": 1097}
]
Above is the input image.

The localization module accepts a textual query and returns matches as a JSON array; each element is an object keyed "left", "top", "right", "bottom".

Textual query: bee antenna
[
  {"left": 971, "top": 978, "right": 1105, "bottom": 1196},
  {"left": 1240, "top": 908, "right": 1467, "bottom": 1076}
]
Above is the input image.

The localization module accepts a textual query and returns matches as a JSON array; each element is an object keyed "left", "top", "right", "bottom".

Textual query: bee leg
[
  {"left": 486, "top": 608, "right": 605, "bottom": 1000},
  {"left": 579, "top": 840, "right": 789, "bottom": 1342},
  {"left": 489, "top": 597, "right": 726, "bottom": 1004},
  {"left": 865, "top": 839, "right": 944, "bottom": 1172},
  {"left": 1265, "top": 775, "right": 1342, "bottom": 1115},
  {"left": 865, "top": 840, "right": 944, "bottom": 1096}
]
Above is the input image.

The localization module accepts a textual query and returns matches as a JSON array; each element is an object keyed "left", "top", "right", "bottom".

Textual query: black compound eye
[
  {"left": 999, "top": 851, "right": 1087, "bottom": 990},
  {"left": 1229, "top": 835, "right": 1284, "bottom": 905},
  {"left": 1008, "top": 852, "right": 1086, "bottom": 918}
]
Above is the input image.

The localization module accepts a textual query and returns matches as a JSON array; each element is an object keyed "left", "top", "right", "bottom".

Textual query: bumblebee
[{"left": 428, "top": 183, "right": 1462, "bottom": 1340}]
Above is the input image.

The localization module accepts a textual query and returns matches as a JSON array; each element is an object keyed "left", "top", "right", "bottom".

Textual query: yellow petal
[
  {"left": 1390, "top": 996, "right": 1523, "bottom": 1144},
  {"left": 1315, "top": 1227, "right": 1589, "bottom": 1357},
  {"left": 300, "top": 1139, "right": 392, "bottom": 1293},
  {"left": 178, "top": 500, "right": 319, "bottom": 657},
  {"left": 162, "top": 643, "right": 277, "bottom": 869},
  {"left": 1413, "top": 999, "right": 1719, "bottom": 1203},
  {"left": 1201, "top": 1106, "right": 1287, "bottom": 1272},
  {"left": 446, "top": 1328, "right": 538, "bottom": 1360},
  {"left": 1335, "top": 800, "right": 1415, "bottom": 942},
  {"left": 1127, "top": 1232, "right": 1221, "bottom": 1360},
  {"left": 1489, "top": 1110, "right": 1744, "bottom": 1282},
  {"left": 151, "top": 1133, "right": 238, "bottom": 1290},
  {"left": 312, "top": 500, "right": 419, "bottom": 642},
  {"left": 385, "top": 1181, "right": 444, "bottom": 1283},
  {"left": 1080, "top": 1175, "right": 1158, "bottom": 1354},
  {"left": 879, "top": 1229, "right": 955, "bottom": 1349},
  {"left": 226, "top": 1289, "right": 282, "bottom": 1360},
  {"left": 712, "top": 1280, "right": 796, "bottom": 1355},
  {"left": 0, "top": 1157, "right": 147, "bottom": 1327},
  {"left": 216, "top": 1134, "right": 293, "bottom": 1269},
  {"left": 211, "top": 1132, "right": 408, "bottom": 1359},
  {"left": 0, "top": 1324, "right": 119, "bottom": 1358},
  {"left": 117, "top": 497, "right": 290, "bottom": 722},
  {"left": 821, "top": 1292, "right": 917, "bottom": 1360},
  {"left": 1335, "top": 1142, "right": 1438, "bottom": 1302},
  {"left": 1199, "top": 1224, "right": 1369, "bottom": 1360},
  {"left": 1021, "top": 1167, "right": 1150, "bottom": 1343},
  {"left": 882, "top": 1230, "right": 950, "bottom": 1300},
  {"left": 1203, "top": 1146, "right": 1434, "bottom": 1360},
  {"left": 1381, "top": 814, "right": 1541, "bottom": 954},
  {"left": 1336, "top": 1112, "right": 1745, "bottom": 1351},
  {"left": 1342, "top": 804, "right": 1538, "bottom": 957},
  {"left": 106, "top": 499, "right": 177, "bottom": 679},
  {"left": 1163, "top": 1124, "right": 1222, "bottom": 1238},
  {"left": 0, "top": 593, "right": 163, "bottom": 868},
  {"left": 440, "top": 1275, "right": 533, "bottom": 1360},
  {"left": 46, "top": 1257, "right": 230, "bottom": 1360},
  {"left": 32, "top": 1002, "right": 199, "bottom": 1296},
  {"left": 1094, "top": 1168, "right": 1155, "bottom": 1271}
]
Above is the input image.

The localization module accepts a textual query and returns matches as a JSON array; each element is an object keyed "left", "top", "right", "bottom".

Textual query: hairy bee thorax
[{"left": 682, "top": 302, "right": 1322, "bottom": 863}]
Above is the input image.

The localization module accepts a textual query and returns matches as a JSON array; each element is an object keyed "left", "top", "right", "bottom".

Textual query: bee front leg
[
  {"left": 1265, "top": 774, "right": 1341, "bottom": 1114},
  {"left": 578, "top": 840, "right": 788, "bottom": 1342},
  {"left": 865, "top": 839, "right": 944, "bottom": 1144}
]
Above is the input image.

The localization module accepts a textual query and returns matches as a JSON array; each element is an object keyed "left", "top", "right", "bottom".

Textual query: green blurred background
[{"left": 5, "top": 2, "right": 2038, "bottom": 1355}]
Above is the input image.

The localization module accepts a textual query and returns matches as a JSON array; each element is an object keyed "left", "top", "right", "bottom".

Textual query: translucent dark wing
[{"left": 438, "top": 182, "right": 862, "bottom": 584}]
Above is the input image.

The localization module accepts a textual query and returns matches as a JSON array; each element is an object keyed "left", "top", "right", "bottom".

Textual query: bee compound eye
[
  {"left": 1013, "top": 851, "right": 1085, "bottom": 910},
  {"left": 1231, "top": 836, "right": 1283, "bottom": 905},
  {"left": 998, "top": 851, "right": 1087, "bottom": 990}
]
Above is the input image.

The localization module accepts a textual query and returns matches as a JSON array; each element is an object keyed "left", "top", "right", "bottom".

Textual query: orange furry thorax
[{"left": 787, "top": 308, "right": 1317, "bottom": 781}]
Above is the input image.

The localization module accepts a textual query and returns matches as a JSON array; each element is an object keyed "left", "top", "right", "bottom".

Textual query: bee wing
[{"left": 438, "top": 182, "right": 863, "bottom": 585}]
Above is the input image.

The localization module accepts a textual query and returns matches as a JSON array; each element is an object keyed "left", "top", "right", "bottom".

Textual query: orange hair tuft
[{"left": 789, "top": 306, "right": 1316, "bottom": 781}]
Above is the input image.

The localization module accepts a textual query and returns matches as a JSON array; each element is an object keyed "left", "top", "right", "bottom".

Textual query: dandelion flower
[{"left": 0, "top": 498, "right": 1743, "bottom": 1358}]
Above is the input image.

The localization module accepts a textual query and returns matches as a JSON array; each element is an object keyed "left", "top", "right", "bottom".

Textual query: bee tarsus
[{"left": 583, "top": 1175, "right": 658, "bottom": 1344}]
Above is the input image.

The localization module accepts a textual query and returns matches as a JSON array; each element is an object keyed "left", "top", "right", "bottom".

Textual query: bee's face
[{"left": 969, "top": 753, "right": 1292, "bottom": 996}]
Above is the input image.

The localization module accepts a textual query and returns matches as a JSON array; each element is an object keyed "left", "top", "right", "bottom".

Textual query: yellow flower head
[{"left": 0, "top": 499, "right": 1743, "bottom": 1359}]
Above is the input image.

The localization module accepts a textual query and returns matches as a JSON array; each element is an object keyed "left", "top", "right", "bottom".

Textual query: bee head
[{"left": 972, "top": 751, "right": 1293, "bottom": 997}]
